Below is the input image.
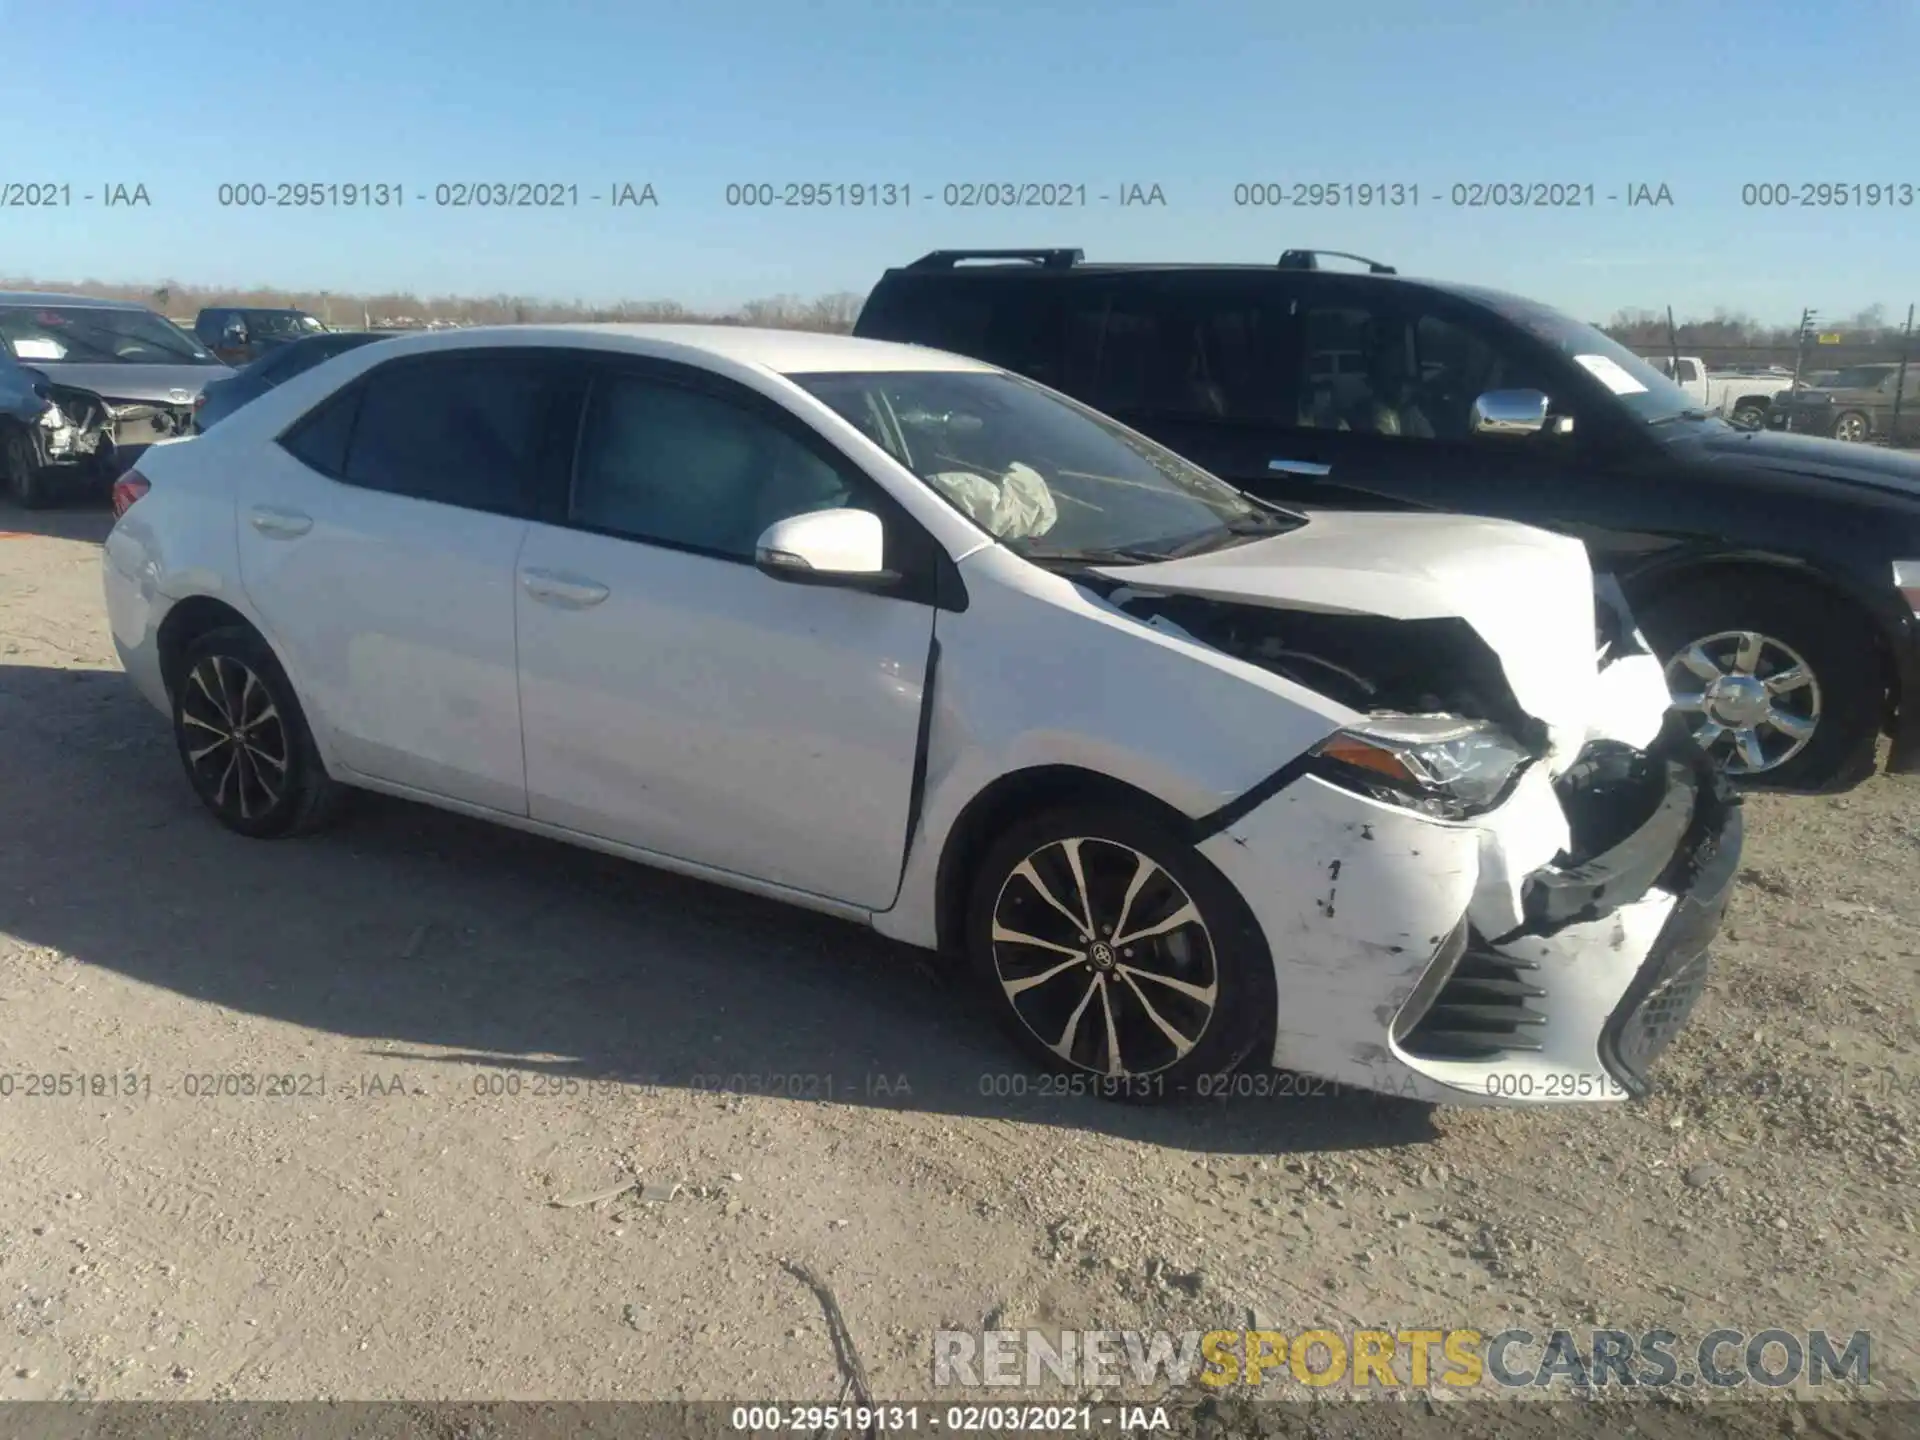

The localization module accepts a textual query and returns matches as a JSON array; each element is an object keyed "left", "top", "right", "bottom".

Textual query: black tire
[
  {"left": 1636, "top": 573, "right": 1881, "bottom": 791},
  {"left": 1832, "top": 410, "right": 1872, "bottom": 443},
  {"left": 3, "top": 425, "right": 51, "bottom": 509},
  {"left": 1729, "top": 403, "right": 1767, "bottom": 431},
  {"left": 171, "top": 625, "right": 345, "bottom": 838},
  {"left": 964, "top": 804, "right": 1275, "bottom": 1102}
]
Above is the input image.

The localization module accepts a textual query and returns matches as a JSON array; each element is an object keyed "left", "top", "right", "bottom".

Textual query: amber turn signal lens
[{"left": 1315, "top": 733, "right": 1420, "bottom": 784}]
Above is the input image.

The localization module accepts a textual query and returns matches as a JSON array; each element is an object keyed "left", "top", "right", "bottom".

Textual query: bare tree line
[
  {"left": 0, "top": 277, "right": 867, "bottom": 333},
  {"left": 5, "top": 276, "right": 1915, "bottom": 362}
]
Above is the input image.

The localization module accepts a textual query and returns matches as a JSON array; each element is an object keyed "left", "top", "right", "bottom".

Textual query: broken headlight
[{"left": 1308, "top": 715, "right": 1535, "bottom": 819}]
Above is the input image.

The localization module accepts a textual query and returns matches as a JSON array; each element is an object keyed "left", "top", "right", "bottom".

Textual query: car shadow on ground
[
  {"left": 0, "top": 497, "right": 115, "bottom": 544},
  {"left": 0, "top": 661, "right": 1440, "bottom": 1156}
]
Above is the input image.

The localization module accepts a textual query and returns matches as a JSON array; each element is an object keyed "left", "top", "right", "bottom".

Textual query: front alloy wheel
[
  {"left": 1832, "top": 411, "right": 1871, "bottom": 443},
  {"left": 992, "top": 836, "right": 1217, "bottom": 1076},
  {"left": 967, "top": 808, "right": 1272, "bottom": 1098},
  {"left": 1665, "top": 629, "right": 1820, "bottom": 776}
]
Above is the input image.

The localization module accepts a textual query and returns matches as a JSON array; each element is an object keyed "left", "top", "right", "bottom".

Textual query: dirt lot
[{"left": 2, "top": 500, "right": 1918, "bottom": 1417}]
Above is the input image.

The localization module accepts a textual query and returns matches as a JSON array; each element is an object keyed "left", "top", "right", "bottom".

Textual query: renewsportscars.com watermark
[{"left": 933, "top": 1327, "right": 1872, "bottom": 1391}]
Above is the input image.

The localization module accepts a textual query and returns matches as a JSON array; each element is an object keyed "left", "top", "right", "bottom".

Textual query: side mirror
[
  {"left": 1470, "top": 389, "right": 1552, "bottom": 437},
  {"left": 753, "top": 507, "right": 898, "bottom": 589}
]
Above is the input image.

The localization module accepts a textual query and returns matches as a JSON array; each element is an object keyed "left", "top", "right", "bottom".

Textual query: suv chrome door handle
[
  {"left": 1268, "top": 458, "right": 1332, "bottom": 477},
  {"left": 248, "top": 505, "right": 313, "bottom": 538},
  {"left": 520, "top": 568, "right": 610, "bottom": 608}
]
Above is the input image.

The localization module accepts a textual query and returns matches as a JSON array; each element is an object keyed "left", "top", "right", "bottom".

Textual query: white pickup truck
[{"left": 1640, "top": 356, "right": 1785, "bottom": 429}]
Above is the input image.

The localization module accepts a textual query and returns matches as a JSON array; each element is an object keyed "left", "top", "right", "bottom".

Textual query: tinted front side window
[
  {"left": 1292, "top": 299, "right": 1550, "bottom": 440},
  {"left": 571, "top": 373, "right": 854, "bottom": 559},
  {"left": 341, "top": 355, "right": 553, "bottom": 513}
]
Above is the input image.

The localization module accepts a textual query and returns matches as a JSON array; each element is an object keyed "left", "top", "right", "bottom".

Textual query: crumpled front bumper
[{"left": 1198, "top": 710, "right": 1743, "bottom": 1106}]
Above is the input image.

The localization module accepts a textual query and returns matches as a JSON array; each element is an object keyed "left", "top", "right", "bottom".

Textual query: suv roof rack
[
  {"left": 1277, "top": 249, "right": 1397, "bottom": 275},
  {"left": 905, "top": 248, "right": 1084, "bottom": 271}
]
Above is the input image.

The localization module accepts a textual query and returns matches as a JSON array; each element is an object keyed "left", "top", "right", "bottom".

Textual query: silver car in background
[{"left": 0, "top": 292, "right": 233, "bottom": 489}]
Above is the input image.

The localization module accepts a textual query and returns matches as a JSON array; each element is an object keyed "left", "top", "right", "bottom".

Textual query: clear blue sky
[{"left": 6, "top": 0, "right": 1917, "bottom": 323}]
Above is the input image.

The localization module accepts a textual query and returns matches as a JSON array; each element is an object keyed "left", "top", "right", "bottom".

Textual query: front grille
[{"left": 1399, "top": 938, "right": 1548, "bottom": 1060}]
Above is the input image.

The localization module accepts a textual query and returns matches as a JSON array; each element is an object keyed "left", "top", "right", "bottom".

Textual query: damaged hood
[
  {"left": 1094, "top": 511, "right": 1602, "bottom": 752},
  {"left": 24, "top": 361, "right": 232, "bottom": 405}
]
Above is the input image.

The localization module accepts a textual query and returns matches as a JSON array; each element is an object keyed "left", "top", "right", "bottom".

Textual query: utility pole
[
  {"left": 1894, "top": 303, "right": 1915, "bottom": 444},
  {"left": 1790, "top": 308, "right": 1818, "bottom": 395},
  {"left": 1666, "top": 305, "right": 1682, "bottom": 379}
]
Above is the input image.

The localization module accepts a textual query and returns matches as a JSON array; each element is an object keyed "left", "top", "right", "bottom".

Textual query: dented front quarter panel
[
  {"left": 1196, "top": 776, "right": 1485, "bottom": 1100},
  {"left": 874, "top": 545, "right": 1359, "bottom": 946}
]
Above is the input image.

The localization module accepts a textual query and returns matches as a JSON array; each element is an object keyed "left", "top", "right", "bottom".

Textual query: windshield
[
  {"left": 0, "top": 304, "right": 220, "bottom": 366},
  {"left": 791, "top": 369, "right": 1296, "bottom": 562},
  {"left": 1469, "top": 293, "right": 1703, "bottom": 424}
]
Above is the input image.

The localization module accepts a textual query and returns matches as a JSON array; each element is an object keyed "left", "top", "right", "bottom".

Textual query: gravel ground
[{"left": 2, "top": 500, "right": 1916, "bottom": 1424}]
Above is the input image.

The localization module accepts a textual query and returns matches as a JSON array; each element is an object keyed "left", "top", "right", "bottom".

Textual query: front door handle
[
  {"left": 520, "top": 568, "right": 610, "bottom": 609},
  {"left": 248, "top": 505, "right": 313, "bottom": 538},
  {"left": 1268, "top": 458, "right": 1332, "bottom": 477}
]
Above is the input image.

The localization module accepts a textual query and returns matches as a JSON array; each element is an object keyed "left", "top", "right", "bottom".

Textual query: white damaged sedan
[{"left": 102, "top": 325, "right": 1741, "bottom": 1104}]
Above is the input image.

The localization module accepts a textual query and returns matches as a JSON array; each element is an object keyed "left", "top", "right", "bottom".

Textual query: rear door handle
[
  {"left": 1268, "top": 458, "right": 1332, "bottom": 477},
  {"left": 520, "top": 568, "right": 610, "bottom": 609},
  {"left": 248, "top": 505, "right": 313, "bottom": 538}
]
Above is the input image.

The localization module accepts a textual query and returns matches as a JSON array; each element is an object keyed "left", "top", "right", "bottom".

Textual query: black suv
[{"left": 854, "top": 247, "right": 1920, "bottom": 792}]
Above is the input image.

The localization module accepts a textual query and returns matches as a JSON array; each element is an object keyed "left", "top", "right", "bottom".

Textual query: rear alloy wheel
[
  {"left": 172, "top": 626, "right": 344, "bottom": 838},
  {"left": 1729, "top": 403, "right": 1768, "bottom": 431},
  {"left": 1640, "top": 575, "right": 1881, "bottom": 791},
  {"left": 966, "top": 807, "right": 1272, "bottom": 1099},
  {"left": 1832, "top": 410, "right": 1872, "bottom": 443}
]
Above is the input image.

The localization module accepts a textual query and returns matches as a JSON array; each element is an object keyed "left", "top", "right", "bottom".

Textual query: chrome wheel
[
  {"left": 1833, "top": 412, "right": 1871, "bottom": 443},
  {"left": 989, "top": 837, "right": 1218, "bottom": 1078},
  {"left": 1665, "top": 630, "right": 1821, "bottom": 776},
  {"left": 179, "top": 654, "right": 290, "bottom": 820}
]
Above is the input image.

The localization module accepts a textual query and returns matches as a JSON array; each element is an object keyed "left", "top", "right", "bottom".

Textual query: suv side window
[
  {"left": 196, "top": 311, "right": 227, "bottom": 343},
  {"left": 339, "top": 353, "right": 554, "bottom": 513},
  {"left": 862, "top": 277, "right": 1102, "bottom": 397},
  {"left": 570, "top": 370, "right": 857, "bottom": 560},
  {"left": 1092, "top": 281, "right": 1295, "bottom": 423},
  {"left": 1293, "top": 296, "right": 1549, "bottom": 442}
]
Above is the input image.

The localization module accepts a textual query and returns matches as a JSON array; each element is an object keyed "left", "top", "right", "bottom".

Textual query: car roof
[
  {"left": 354, "top": 323, "right": 997, "bottom": 376},
  {"left": 0, "top": 291, "right": 149, "bottom": 309},
  {"left": 878, "top": 260, "right": 1537, "bottom": 308}
]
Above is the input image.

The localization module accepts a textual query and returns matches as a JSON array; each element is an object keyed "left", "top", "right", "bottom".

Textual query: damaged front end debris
[
  {"left": 1099, "top": 584, "right": 1550, "bottom": 748},
  {"left": 1, "top": 361, "right": 116, "bottom": 508}
]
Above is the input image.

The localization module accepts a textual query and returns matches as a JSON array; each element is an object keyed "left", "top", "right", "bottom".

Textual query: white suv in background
[{"left": 101, "top": 324, "right": 1741, "bottom": 1106}]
